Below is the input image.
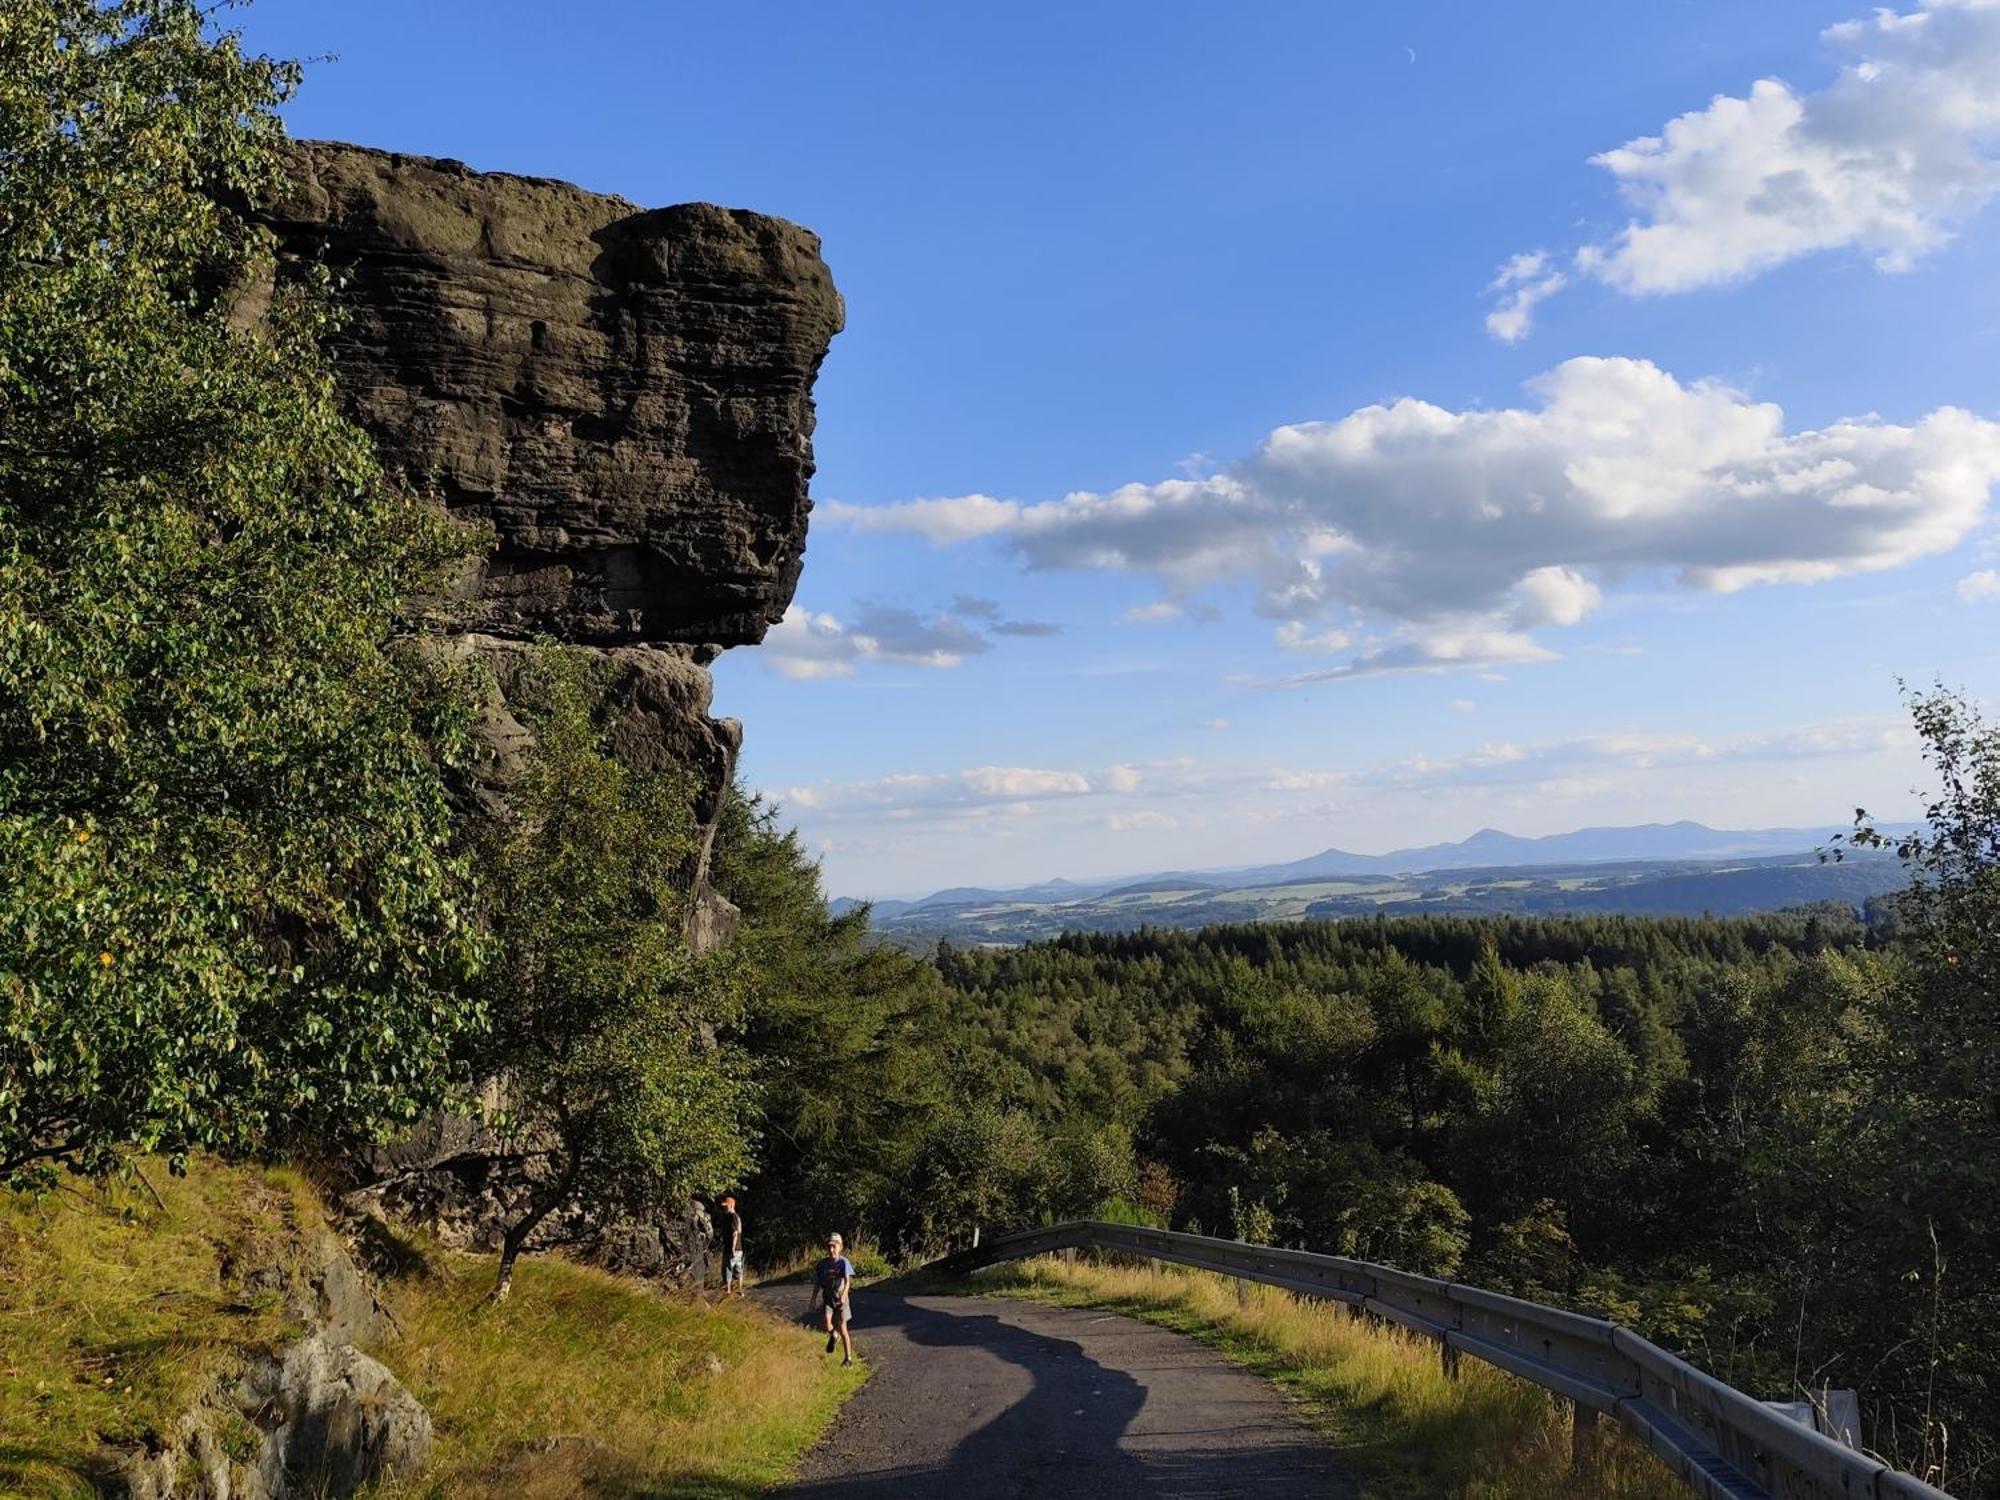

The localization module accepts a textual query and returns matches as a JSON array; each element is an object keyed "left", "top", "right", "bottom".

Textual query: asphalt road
[{"left": 763, "top": 1289, "right": 1355, "bottom": 1499}]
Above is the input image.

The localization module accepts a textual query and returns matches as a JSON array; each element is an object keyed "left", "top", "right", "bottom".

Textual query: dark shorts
[{"left": 823, "top": 1298, "right": 851, "bottom": 1325}]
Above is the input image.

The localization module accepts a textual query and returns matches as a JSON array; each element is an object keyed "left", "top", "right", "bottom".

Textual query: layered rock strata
[
  {"left": 260, "top": 141, "right": 842, "bottom": 933},
  {"left": 255, "top": 142, "right": 838, "bottom": 1276}
]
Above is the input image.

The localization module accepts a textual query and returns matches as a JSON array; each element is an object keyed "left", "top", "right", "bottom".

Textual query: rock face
[
  {"left": 233, "top": 1336, "right": 431, "bottom": 1498},
  {"left": 115, "top": 1229, "right": 427, "bottom": 1500},
  {"left": 262, "top": 141, "right": 844, "bottom": 648},
  {"left": 260, "top": 140, "right": 842, "bottom": 939},
  {"left": 255, "top": 142, "right": 837, "bottom": 1283}
]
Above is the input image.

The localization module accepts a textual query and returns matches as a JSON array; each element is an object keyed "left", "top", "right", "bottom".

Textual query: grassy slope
[
  {"left": 384, "top": 1253, "right": 863, "bottom": 1499},
  {"left": 0, "top": 1156, "right": 859, "bottom": 1500},
  {"left": 0, "top": 1160, "right": 313, "bottom": 1498},
  {"left": 971, "top": 1256, "right": 1686, "bottom": 1500}
]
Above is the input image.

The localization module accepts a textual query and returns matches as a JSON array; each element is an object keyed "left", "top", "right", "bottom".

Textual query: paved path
[{"left": 762, "top": 1289, "right": 1355, "bottom": 1499}]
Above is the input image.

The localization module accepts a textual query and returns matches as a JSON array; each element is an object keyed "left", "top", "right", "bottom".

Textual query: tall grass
[
  {"left": 379, "top": 1251, "right": 863, "bottom": 1499},
  {"left": 980, "top": 1255, "right": 1687, "bottom": 1500},
  {"left": 0, "top": 1161, "right": 316, "bottom": 1499}
]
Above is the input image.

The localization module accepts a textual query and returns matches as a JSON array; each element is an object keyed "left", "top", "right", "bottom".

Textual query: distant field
[{"left": 868, "top": 852, "right": 1907, "bottom": 947}]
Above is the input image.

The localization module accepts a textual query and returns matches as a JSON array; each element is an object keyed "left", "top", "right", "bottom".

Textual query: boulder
[{"left": 233, "top": 1336, "right": 431, "bottom": 1497}]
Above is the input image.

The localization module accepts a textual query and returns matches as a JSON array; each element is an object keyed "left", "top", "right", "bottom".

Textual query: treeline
[{"left": 820, "top": 709, "right": 1991, "bottom": 1495}]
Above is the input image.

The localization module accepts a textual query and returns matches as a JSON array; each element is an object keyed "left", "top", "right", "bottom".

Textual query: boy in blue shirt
[{"left": 809, "top": 1232, "right": 856, "bottom": 1366}]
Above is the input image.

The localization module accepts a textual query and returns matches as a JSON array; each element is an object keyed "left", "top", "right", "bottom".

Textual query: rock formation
[
  {"left": 259, "top": 141, "right": 843, "bottom": 934},
  {"left": 252, "top": 142, "right": 839, "bottom": 1277},
  {"left": 116, "top": 1227, "right": 427, "bottom": 1500}
]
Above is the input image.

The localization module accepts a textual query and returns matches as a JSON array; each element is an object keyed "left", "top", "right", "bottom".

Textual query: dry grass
[
  {"left": 375, "top": 1247, "right": 862, "bottom": 1499},
  {"left": 0, "top": 1157, "right": 860, "bottom": 1500},
  {"left": 0, "top": 1159, "right": 315, "bottom": 1499},
  {"left": 976, "top": 1255, "right": 1687, "bottom": 1500}
]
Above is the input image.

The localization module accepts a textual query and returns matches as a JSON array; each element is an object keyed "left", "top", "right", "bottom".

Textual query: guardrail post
[
  {"left": 1060, "top": 1246, "right": 1076, "bottom": 1269},
  {"left": 1440, "top": 1341, "right": 1461, "bottom": 1381},
  {"left": 1571, "top": 1404, "right": 1600, "bottom": 1473}
]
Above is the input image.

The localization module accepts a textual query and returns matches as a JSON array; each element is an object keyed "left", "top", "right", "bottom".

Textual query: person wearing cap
[
  {"left": 809, "top": 1232, "right": 856, "bottom": 1366},
  {"left": 716, "top": 1193, "right": 745, "bottom": 1297}
]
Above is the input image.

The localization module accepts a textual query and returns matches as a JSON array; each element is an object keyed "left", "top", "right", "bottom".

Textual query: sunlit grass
[
  {"left": 975, "top": 1255, "right": 1686, "bottom": 1500},
  {"left": 0, "top": 1159, "right": 314, "bottom": 1499},
  {"left": 0, "top": 1156, "right": 861, "bottom": 1500},
  {"left": 380, "top": 1249, "right": 864, "bottom": 1499}
]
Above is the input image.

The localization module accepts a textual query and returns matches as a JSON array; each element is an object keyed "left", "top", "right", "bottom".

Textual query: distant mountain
[
  {"left": 1206, "top": 819, "right": 1875, "bottom": 888},
  {"left": 827, "top": 821, "right": 1924, "bottom": 948},
  {"left": 835, "top": 820, "right": 1902, "bottom": 914}
]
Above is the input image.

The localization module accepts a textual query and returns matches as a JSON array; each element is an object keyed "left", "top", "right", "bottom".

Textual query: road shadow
[{"left": 776, "top": 1291, "right": 1333, "bottom": 1499}]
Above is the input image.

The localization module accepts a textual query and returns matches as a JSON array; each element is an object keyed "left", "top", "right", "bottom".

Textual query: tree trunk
[{"left": 487, "top": 1150, "right": 576, "bottom": 1304}]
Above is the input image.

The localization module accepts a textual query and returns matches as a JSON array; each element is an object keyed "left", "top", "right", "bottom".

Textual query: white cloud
[
  {"left": 1108, "top": 810, "right": 1179, "bottom": 832},
  {"left": 1264, "top": 630, "right": 1559, "bottom": 687},
  {"left": 1960, "top": 567, "right": 2000, "bottom": 600},
  {"left": 1275, "top": 621, "right": 1356, "bottom": 652},
  {"left": 785, "top": 764, "right": 1099, "bottom": 819},
  {"left": 820, "top": 494, "right": 1020, "bottom": 543},
  {"left": 761, "top": 607, "right": 866, "bottom": 680},
  {"left": 1363, "top": 718, "right": 1912, "bottom": 790},
  {"left": 1450, "top": 699, "right": 1478, "bottom": 714},
  {"left": 1485, "top": 251, "right": 1569, "bottom": 342},
  {"left": 1204, "top": 717, "right": 1231, "bottom": 731},
  {"left": 825, "top": 357, "right": 2000, "bottom": 683},
  {"left": 1512, "top": 566, "right": 1603, "bottom": 628},
  {"left": 760, "top": 602, "right": 992, "bottom": 678},
  {"left": 1264, "top": 768, "right": 1349, "bottom": 791},
  {"left": 963, "top": 767, "right": 1090, "bottom": 798},
  {"left": 1491, "top": 0, "right": 2000, "bottom": 335}
]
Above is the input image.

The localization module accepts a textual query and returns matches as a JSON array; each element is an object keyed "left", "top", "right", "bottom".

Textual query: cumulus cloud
[
  {"left": 1490, "top": 0, "right": 2000, "bottom": 336},
  {"left": 991, "top": 618, "right": 1064, "bottom": 637},
  {"left": 760, "top": 602, "right": 991, "bottom": 678},
  {"left": 760, "top": 607, "right": 867, "bottom": 680},
  {"left": 825, "top": 357, "right": 2000, "bottom": 682},
  {"left": 1960, "top": 567, "right": 2000, "bottom": 600},
  {"left": 952, "top": 595, "right": 1001, "bottom": 619}
]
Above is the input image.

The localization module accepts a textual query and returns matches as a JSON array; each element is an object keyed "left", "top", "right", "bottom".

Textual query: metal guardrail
[{"left": 938, "top": 1220, "right": 1955, "bottom": 1500}]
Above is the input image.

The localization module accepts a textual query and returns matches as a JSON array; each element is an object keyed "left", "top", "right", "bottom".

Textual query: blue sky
[{"left": 241, "top": 0, "right": 2000, "bottom": 897}]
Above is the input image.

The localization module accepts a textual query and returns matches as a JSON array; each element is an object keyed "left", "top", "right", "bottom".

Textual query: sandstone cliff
[{"left": 261, "top": 141, "right": 843, "bottom": 928}]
